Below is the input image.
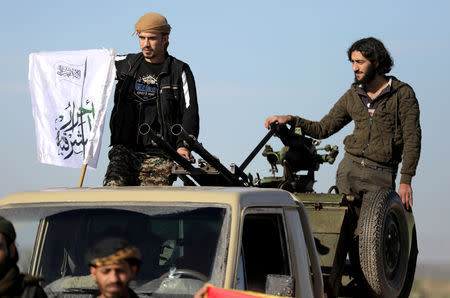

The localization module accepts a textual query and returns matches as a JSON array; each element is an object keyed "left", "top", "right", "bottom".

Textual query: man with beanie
[
  {"left": 265, "top": 37, "right": 421, "bottom": 210},
  {"left": 87, "top": 238, "right": 141, "bottom": 298},
  {"left": 0, "top": 216, "right": 47, "bottom": 297},
  {"left": 104, "top": 12, "right": 199, "bottom": 186}
]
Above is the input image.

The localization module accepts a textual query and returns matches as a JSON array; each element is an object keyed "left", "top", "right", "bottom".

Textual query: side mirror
[{"left": 265, "top": 274, "right": 295, "bottom": 297}]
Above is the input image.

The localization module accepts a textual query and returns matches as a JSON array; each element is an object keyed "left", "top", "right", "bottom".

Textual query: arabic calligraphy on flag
[{"left": 29, "top": 48, "right": 116, "bottom": 169}]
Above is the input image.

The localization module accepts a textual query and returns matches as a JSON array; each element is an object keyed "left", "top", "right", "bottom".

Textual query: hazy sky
[{"left": 1, "top": 1, "right": 449, "bottom": 264}]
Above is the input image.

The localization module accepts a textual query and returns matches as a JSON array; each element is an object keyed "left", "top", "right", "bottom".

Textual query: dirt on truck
[{"left": 0, "top": 123, "right": 417, "bottom": 297}]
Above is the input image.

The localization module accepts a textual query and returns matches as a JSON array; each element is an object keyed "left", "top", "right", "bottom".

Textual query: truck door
[
  {"left": 235, "top": 207, "right": 316, "bottom": 298},
  {"left": 236, "top": 208, "right": 291, "bottom": 294}
]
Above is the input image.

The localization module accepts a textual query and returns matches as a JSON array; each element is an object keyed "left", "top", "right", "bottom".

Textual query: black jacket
[
  {"left": 110, "top": 53, "right": 199, "bottom": 151},
  {"left": 0, "top": 265, "right": 47, "bottom": 298}
]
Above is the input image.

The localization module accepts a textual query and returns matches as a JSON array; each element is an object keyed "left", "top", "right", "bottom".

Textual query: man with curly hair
[{"left": 265, "top": 37, "right": 421, "bottom": 211}]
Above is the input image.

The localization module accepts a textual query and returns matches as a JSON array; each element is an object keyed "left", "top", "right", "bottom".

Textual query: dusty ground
[
  {"left": 409, "top": 263, "right": 450, "bottom": 297},
  {"left": 410, "top": 278, "right": 450, "bottom": 297}
]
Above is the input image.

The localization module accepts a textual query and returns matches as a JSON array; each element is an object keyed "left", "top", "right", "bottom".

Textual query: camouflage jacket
[{"left": 293, "top": 77, "right": 421, "bottom": 185}]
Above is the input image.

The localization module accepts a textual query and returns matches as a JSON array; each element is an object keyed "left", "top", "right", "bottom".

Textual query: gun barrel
[
  {"left": 171, "top": 124, "right": 246, "bottom": 186},
  {"left": 145, "top": 128, "right": 211, "bottom": 186}
]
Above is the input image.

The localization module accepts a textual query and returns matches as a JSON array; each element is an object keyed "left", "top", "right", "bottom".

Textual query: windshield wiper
[{"left": 63, "top": 287, "right": 98, "bottom": 294}]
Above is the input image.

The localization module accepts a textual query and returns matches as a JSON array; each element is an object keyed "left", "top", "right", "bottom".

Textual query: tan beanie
[{"left": 135, "top": 12, "right": 171, "bottom": 34}]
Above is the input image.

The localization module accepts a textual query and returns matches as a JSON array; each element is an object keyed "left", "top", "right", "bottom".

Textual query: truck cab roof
[{"left": 0, "top": 186, "right": 299, "bottom": 209}]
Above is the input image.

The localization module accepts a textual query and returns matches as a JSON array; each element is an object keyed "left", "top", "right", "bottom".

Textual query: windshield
[{"left": 0, "top": 204, "right": 228, "bottom": 297}]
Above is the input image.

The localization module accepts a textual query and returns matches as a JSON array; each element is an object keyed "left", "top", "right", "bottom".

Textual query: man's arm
[
  {"left": 177, "top": 64, "right": 199, "bottom": 159},
  {"left": 398, "top": 90, "right": 422, "bottom": 209},
  {"left": 265, "top": 90, "right": 353, "bottom": 140}
]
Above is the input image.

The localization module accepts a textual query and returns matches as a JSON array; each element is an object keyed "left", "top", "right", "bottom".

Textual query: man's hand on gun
[
  {"left": 264, "top": 115, "right": 293, "bottom": 129},
  {"left": 177, "top": 147, "right": 193, "bottom": 161}
]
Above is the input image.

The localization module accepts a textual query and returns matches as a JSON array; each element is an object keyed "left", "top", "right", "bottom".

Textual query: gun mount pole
[
  {"left": 239, "top": 127, "right": 276, "bottom": 172},
  {"left": 171, "top": 124, "right": 246, "bottom": 186}
]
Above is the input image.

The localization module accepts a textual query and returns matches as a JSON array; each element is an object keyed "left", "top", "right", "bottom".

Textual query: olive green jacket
[{"left": 293, "top": 77, "right": 421, "bottom": 185}]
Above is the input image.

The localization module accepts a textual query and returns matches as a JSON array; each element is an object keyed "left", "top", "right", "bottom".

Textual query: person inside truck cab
[
  {"left": 0, "top": 216, "right": 47, "bottom": 297},
  {"left": 87, "top": 237, "right": 141, "bottom": 298}
]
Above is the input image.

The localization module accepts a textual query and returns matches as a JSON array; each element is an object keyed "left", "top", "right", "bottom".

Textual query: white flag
[{"left": 29, "top": 48, "right": 116, "bottom": 169}]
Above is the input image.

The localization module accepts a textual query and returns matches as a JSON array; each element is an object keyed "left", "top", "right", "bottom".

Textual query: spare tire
[
  {"left": 359, "top": 188, "right": 409, "bottom": 297},
  {"left": 398, "top": 227, "right": 418, "bottom": 298}
]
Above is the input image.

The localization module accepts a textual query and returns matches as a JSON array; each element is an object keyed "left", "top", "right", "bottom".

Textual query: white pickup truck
[{"left": 0, "top": 187, "right": 323, "bottom": 298}]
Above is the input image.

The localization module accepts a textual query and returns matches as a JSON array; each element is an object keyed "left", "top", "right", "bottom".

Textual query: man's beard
[
  {"left": 98, "top": 281, "right": 128, "bottom": 298},
  {"left": 0, "top": 258, "right": 14, "bottom": 278},
  {"left": 142, "top": 47, "right": 155, "bottom": 58},
  {"left": 354, "top": 63, "right": 376, "bottom": 85}
]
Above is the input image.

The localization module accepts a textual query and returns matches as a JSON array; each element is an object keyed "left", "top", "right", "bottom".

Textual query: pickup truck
[
  {"left": 0, "top": 187, "right": 323, "bottom": 297},
  {"left": 0, "top": 123, "right": 417, "bottom": 297}
]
